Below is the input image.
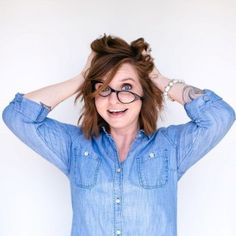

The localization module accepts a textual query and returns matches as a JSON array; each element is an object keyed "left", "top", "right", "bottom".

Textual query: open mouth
[{"left": 107, "top": 109, "right": 128, "bottom": 115}]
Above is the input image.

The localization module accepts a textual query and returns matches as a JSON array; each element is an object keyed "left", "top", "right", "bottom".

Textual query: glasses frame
[{"left": 92, "top": 80, "right": 143, "bottom": 104}]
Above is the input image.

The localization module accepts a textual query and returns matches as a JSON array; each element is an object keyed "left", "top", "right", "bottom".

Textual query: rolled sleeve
[
  {"left": 164, "top": 89, "right": 235, "bottom": 180},
  {"left": 11, "top": 92, "right": 51, "bottom": 122},
  {"left": 2, "top": 93, "right": 80, "bottom": 176}
]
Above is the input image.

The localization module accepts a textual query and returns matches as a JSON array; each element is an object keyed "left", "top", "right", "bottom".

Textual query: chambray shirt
[{"left": 2, "top": 89, "right": 235, "bottom": 236}]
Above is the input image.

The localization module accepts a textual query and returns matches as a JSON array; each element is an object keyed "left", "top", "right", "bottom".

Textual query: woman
[{"left": 2, "top": 34, "right": 235, "bottom": 236}]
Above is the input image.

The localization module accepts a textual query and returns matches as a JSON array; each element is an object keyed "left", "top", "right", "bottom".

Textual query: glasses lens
[
  {"left": 118, "top": 91, "right": 136, "bottom": 103},
  {"left": 94, "top": 83, "right": 111, "bottom": 96}
]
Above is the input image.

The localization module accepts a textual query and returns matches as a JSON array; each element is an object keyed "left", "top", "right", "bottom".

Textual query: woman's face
[{"left": 95, "top": 63, "right": 143, "bottom": 133}]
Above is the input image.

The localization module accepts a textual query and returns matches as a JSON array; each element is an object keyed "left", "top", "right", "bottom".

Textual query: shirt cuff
[
  {"left": 183, "top": 89, "right": 223, "bottom": 120},
  {"left": 10, "top": 93, "right": 51, "bottom": 122}
]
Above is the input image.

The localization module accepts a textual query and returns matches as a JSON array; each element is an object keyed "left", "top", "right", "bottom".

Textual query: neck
[{"left": 110, "top": 125, "right": 139, "bottom": 151}]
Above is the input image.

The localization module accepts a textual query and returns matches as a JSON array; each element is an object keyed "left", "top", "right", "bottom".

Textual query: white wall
[{"left": 0, "top": 0, "right": 235, "bottom": 235}]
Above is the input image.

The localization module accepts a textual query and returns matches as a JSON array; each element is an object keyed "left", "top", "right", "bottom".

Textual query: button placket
[{"left": 114, "top": 164, "right": 123, "bottom": 236}]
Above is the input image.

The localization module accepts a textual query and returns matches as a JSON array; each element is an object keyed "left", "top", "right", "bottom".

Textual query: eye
[
  {"left": 101, "top": 86, "right": 110, "bottom": 92},
  {"left": 121, "top": 83, "right": 132, "bottom": 91},
  {"left": 95, "top": 82, "right": 108, "bottom": 91},
  {"left": 94, "top": 82, "right": 111, "bottom": 96},
  {"left": 95, "top": 83, "right": 102, "bottom": 89}
]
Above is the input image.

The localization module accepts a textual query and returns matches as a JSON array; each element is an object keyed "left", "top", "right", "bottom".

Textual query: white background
[{"left": 0, "top": 0, "right": 235, "bottom": 235}]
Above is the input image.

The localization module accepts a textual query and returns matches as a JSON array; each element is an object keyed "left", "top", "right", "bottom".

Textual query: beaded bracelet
[{"left": 163, "top": 79, "right": 185, "bottom": 101}]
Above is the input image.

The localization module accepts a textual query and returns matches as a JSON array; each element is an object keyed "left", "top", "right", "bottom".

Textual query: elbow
[
  {"left": 196, "top": 101, "right": 235, "bottom": 144},
  {"left": 2, "top": 105, "right": 12, "bottom": 129},
  {"left": 205, "top": 100, "right": 235, "bottom": 131},
  {"left": 209, "top": 102, "right": 235, "bottom": 143},
  {"left": 2, "top": 104, "right": 23, "bottom": 133},
  {"left": 221, "top": 101, "right": 235, "bottom": 130}
]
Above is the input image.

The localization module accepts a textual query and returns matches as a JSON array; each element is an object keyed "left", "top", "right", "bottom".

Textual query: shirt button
[
  {"left": 203, "top": 95, "right": 210, "bottom": 101},
  {"left": 116, "top": 230, "right": 121, "bottom": 235},
  {"left": 116, "top": 168, "right": 121, "bottom": 173},
  {"left": 149, "top": 152, "right": 155, "bottom": 158},
  {"left": 137, "top": 133, "right": 142, "bottom": 138},
  {"left": 84, "top": 151, "right": 89, "bottom": 156},
  {"left": 115, "top": 198, "right": 121, "bottom": 204}
]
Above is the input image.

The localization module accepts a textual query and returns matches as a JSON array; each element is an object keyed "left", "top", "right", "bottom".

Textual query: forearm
[
  {"left": 23, "top": 73, "right": 84, "bottom": 110},
  {"left": 151, "top": 74, "right": 185, "bottom": 104},
  {"left": 23, "top": 51, "right": 95, "bottom": 110},
  {"left": 151, "top": 73, "right": 204, "bottom": 105}
]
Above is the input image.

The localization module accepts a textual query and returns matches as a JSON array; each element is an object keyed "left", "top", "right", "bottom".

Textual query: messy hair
[{"left": 74, "top": 34, "right": 163, "bottom": 139}]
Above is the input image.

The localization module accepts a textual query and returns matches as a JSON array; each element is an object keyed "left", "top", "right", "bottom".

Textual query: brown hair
[{"left": 74, "top": 34, "right": 163, "bottom": 139}]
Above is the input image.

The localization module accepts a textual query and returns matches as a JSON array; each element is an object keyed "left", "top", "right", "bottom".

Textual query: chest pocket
[
  {"left": 73, "top": 148, "right": 101, "bottom": 189},
  {"left": 136, "top": 149, "right": 169, "bottom": 189}
]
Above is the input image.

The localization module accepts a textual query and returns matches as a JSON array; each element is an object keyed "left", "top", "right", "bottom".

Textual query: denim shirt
[{"left": 2, "top": 89, "right": 235, "bottom": 236}]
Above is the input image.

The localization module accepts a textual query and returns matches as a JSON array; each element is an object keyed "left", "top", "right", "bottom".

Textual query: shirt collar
[{"left": 100, "top": 126, "right": 151, "bottom": 140}]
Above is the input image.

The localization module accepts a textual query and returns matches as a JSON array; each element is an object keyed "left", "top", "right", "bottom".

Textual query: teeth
[{"left": 108, "top": 109, "right": 126, "bottom": 112}]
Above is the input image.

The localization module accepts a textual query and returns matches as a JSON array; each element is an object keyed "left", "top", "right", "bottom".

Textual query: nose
[{"left": 108, "top": 91, "right": 120, "bottom": 104}]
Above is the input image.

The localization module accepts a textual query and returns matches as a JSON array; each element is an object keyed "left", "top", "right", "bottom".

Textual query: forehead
[
  {"left": 105, "top": 63, "right": 140, "bottom": 83},
  {"left": 116, "top": 63, "right": 138, "bottom": 76},
  {"left": 114, "top": 63, "right": 138, "bottom": 80}
]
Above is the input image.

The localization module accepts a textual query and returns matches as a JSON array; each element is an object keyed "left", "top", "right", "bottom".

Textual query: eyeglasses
[{"left": 93, "top": 81, "right": 143, "bottom": 104}]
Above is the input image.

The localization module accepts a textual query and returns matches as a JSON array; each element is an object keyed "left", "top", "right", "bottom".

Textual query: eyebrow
[{"left": 120, "top": 78, "right": 136, "bottom": 82}]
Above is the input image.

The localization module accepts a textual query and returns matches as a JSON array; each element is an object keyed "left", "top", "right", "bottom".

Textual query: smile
[{"left": 107, "top": 109, "right": 128, "bottom": 115}]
